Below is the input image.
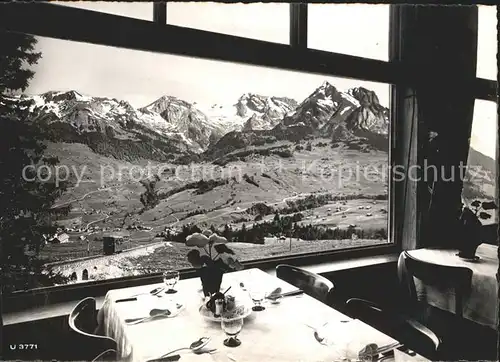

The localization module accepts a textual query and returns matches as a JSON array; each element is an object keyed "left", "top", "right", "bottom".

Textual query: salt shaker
[{"left": 214, "top": 298, "right": 224, "bottom": 317}]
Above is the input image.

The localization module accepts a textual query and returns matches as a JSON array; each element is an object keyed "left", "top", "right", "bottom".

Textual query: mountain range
[
  {"left": 14, "top": 82, "right": 389, "bottom": 160},
  {"left": 8, "top": 82, "right": 494, "bottom": 202}
]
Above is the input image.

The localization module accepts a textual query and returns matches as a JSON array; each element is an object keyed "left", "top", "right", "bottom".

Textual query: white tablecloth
[
  {"left": 98, "top": 268, "right": 414, "bottom": 362},
  {"left": 407, "top": 244, "right": 498, "bottom": 329}
]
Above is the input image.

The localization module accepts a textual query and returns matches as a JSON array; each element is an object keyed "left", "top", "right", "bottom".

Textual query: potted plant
[
  {"left": 186, "top": 230, "right": 243, "bottom": 297},
  {"left": 457, "top": 200, "right": 497, "bottom": 258}
]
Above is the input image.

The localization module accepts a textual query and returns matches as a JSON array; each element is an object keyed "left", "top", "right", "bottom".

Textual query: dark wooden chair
[
  {"left": 398, "top": 250, "right": 472, "bottom": 317},
  {"left": 275, "top": 264, "right": 334, "bottom": 305},
  {"left": 68, "top": 297, "right": 117, "bottom": 361},
  {"left": 345, "top": 298, "right": 441, "bottom": 359},
  {"left": 345, "top": 250, "right": 474, "bottom": 360}
]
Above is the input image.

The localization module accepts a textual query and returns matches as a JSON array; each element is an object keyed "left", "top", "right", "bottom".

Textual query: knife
[
  {"left": 147, "top": 354, "right": 181, "bottom": 362},
  {"left": 116, "top": 287, "right": 164, "bottom": 303},
  {"left": 280, "top": 289, "right": 304, "bottom": 297},
  {"left": 266, "top": 289, "right": 304, "bottom": 300},
  {"left": 115, "top": 297, "right": 138, "bottom": 303}
]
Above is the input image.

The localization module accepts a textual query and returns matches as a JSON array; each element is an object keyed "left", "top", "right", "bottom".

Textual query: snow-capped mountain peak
[{"left": 235, "top": 93, "right": 297, "bottom": 131}]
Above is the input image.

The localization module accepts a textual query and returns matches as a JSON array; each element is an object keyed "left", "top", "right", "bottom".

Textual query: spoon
[
  {"left": 134, "top": 287, "right": 165, "bottom": 298},
  {"left": 125, "top": 308, "right": 172, "bottom": 325},
  {"left": 155, "top": 337, "right": 212, "bottom": 359}
]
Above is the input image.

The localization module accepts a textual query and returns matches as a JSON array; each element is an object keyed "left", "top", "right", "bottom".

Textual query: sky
[{"left": 27, "top": 2, "right": 497, "bottom": 157}]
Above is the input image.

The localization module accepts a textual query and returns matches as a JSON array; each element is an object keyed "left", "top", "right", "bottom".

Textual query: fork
[
  {"left": 373, "top": 342, "right": 404, "bottom": 355},
  {"left": 359, "top": 341, "right": 404, "bottom": 360}
]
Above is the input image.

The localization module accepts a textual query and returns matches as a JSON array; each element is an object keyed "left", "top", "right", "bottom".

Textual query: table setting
[{"left": 97, "top": 231, "right": 425, "bottom": 361}]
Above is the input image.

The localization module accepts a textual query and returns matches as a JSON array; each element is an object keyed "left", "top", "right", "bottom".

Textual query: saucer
[{"left": 456, "top": 253, "right": 480, "bottom": 262}]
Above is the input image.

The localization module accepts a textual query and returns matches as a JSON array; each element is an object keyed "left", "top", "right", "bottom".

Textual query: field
[
  {"left": 129, "top": 237, "right": 385, "bottom": 272},
  {"left": 49, "top": 237, "right": 387, "bottom": 282},
  {"left": 41, "top": 140, "right": 390, "bottom": 281}
]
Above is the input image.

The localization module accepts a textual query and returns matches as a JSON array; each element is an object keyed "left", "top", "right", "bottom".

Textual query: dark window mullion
[
  {"left": 290, "top": 3, "right": 307, "bottom": 48},
  {"left": 153, "top": 2, "right": 166, "bottom": 24},
  {"left": 474, "top": 77, "right": 498, "bottom": 102}
]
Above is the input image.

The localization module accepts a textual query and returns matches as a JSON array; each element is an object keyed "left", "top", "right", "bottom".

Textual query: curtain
[{"left": 400, "top": 6, "right": 479, "bottom": 249}]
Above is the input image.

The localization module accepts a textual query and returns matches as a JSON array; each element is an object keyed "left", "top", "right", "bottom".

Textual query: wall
[{"left": 2, "top": 315, "right": 71, "bottom": 361}]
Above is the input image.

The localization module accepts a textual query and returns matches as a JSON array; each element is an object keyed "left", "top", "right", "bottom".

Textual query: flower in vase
[
  {"left": 185, "top": 230, "right": 243, "bottom": 296},
  {"left": 457, "top": 200, "right": 498, "bottom": 257},
  {"left": 186, "top": 232, "right": 210, "bottom": 247}
]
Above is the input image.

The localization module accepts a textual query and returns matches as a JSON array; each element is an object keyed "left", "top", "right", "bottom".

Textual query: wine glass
[
  {"left": 221, "top": 314, "right": 244, "bottom": 347},
  {"left": 248, "top": 284, "right": 266, "bottom": 311},
  {"left": 163, "top": 270, "right": 180, "bottom": 294}
]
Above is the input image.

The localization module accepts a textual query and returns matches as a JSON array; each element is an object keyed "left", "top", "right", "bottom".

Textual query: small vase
[
  {"left": 457, "top": 208, "right": 483, "bottom": 258},
  {"left": 199, "top": 267, "right": 224, "bottom": 297}
]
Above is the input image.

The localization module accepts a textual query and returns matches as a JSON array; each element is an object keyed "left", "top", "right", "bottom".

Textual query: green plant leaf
[
  {"left": 225, "top": 256, "right": 243, "bottom": 270},
  {"left": 209, "top": 233, "right": 228, "bottom": 244},
  {"left": 214, "top": 244, "right": 235, "bottom": 255},
  {"left": 185, "top": 233, "right": 210, "bottom": 247},
  {"left": 479, "top": 212, "right": 492, "bottom": 220},
  {"left": 482, "top": 201, "right": 498, "bottom": 210},
  {"left": 471, "top": 200, "right": 481, "bottom": 208},
  {"left": 200, "top": 255, "right": 212, "bottom": 266},
  {"left": 187, "top": 249, "right": 202, "bottom": 268},
  {"left": 214, "top": 258, "right": 231, "bottom": 272}
]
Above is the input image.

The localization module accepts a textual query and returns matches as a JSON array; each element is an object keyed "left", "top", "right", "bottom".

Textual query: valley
[{"left": 10, "top": 81, "right": 493, "bottom": 284}]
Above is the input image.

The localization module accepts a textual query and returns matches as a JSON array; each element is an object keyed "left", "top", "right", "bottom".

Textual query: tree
[
  {"left": 239, "top": 224, "right": 247, "bottom": 242},
  {"left": 273, "top": 212, "right": 281, "bottom": 233},
  {"left": 222, "top": 224, "right": 232, "bottom": 242},
  {"left": 0, "top": 31, "right": 42, "bottom": 95},
  {"left": 0, "top": 31, "right": 70, "bottom": 293}
]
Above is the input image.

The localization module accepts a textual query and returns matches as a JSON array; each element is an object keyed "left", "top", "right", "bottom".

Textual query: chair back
[
  {"left": 398, "top": 251, "right": 472, "bottom": 317},
  {"left": 345, "top": 298, "right": 441, "bottom": 359},
  {"left": 68, "top": 297, "right": 117, "bottom": 361},
  {"left": 275, "top": 264, "right": 334, "bottom": 304}
]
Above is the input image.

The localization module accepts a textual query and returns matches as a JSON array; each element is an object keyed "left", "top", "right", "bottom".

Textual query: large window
[
  {"left": 477, "top": 5, "right": 497, "bottom": 80},
  {"left": 166, "top": 2, "right": 289, "bottom": 44},
  {"left": 5, "top": 3, "right": 495, "bottom": 295},
  {"left": 461, "top": 5, "right": 498, "bottom": 227},
  {"left": 308, "top": 4, "right": 390, "bottom": 61},
  {"left": 462, "top": 99, "right": 497, "bottom": 225},
  {"left": 56, "top": 1, "right": 154, "bottom": 21},
  {"left": 4, "top": 31, "right": 391, "bottom": 288}
]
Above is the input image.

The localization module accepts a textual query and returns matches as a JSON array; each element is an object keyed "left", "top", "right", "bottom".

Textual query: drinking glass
[
  {"left": 221, "top": 315, "right": 243, "bottom": 347},
  {"left": 248, "top": 285, "right": 266, "bottom": 311},
  {"left": 163, "top": 270, "right": 180, "bottom": 294}
]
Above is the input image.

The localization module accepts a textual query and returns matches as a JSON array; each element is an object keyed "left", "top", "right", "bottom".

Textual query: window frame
[{"left": 0, "top": 2, "right": 496, "bottom": 310}]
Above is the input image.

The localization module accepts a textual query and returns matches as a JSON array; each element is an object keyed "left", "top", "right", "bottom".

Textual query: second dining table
[
  {"left": 407, "top": 243, "right": 498, "bottom": 329},
  {"left": 98, "top": 268, "right": 427, "bottom": 362}
]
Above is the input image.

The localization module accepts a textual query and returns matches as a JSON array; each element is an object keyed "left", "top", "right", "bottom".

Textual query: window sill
[{"left": 2, "top": 253, "right": 397, "bottom": 326}]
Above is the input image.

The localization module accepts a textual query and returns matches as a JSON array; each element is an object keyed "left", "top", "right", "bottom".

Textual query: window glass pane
[
  {"left": 463, "top": 99, "right": 498, "bottom": 225},
  {"left": 308, "top": 4, "right": 389, "bottom": 61},
  {"left": 477, "top": 5, "right": 497, "bottom": 80},
  {"left": 167, "top": 2, "right": 289, "bottom": 44},
  {"left": 5, "top": 34, "right": 390, "bottom": 291},
  {"left": 55, "top": 1, "right": 153, "bottom": 21}
]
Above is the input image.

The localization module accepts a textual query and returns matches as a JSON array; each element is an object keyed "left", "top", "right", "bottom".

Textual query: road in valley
[{"left": 52, "top": 185, "right": 118, "bottom": 209}]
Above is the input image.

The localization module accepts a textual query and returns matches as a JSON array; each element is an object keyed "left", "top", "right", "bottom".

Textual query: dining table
[
  {"left": 98, "top": 268, "right": 428, "bottom": 362},
  {"left": 407, "top": 243, "right": 498, "bottom": 329}
]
